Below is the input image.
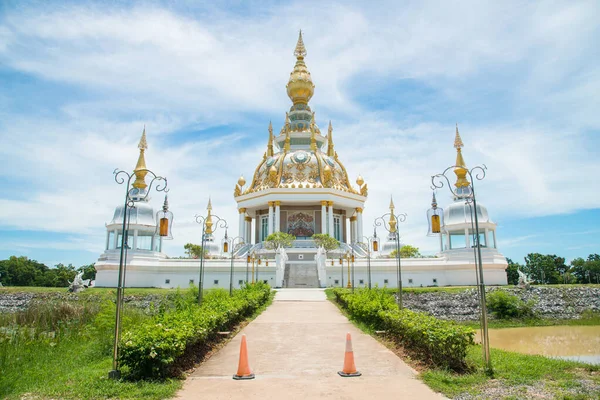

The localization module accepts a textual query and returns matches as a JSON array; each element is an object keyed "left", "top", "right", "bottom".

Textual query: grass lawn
[
  {"left": 0, "top": 302, "right": 183, "bottom": 400},
  {"left": 422, "top": 345, "right": 600, "bottom": 399},
  {"left": 0, "top": 286, "right": 275, "bottom": 399}
]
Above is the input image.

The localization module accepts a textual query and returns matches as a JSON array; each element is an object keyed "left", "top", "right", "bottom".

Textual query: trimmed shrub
[
  {"left": 332, "top": 288, "right": 474, "bottom": 371},
  {"left": 486, "top": 290, "right": 535, "bottom": 319},
  {"left": 119, "top": 283, "right": 271, "bottom": 379},
  {"left": 379, "top": 309, "right": 474, "bottom": 371}
]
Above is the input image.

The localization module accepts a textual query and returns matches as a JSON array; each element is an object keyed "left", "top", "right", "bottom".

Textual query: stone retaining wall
[
  {"left": 403, "top": 287, "right": 600, "bottom": 321},
  {"left": 0, "top": 292, "right": 168, "bottom": 313}
]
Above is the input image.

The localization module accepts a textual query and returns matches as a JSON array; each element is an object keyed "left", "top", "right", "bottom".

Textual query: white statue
[
  {"left": 68, "top": 271, "right": 88, "bottom": 293},
  {"left": 315, "top": 246, "right": 327, "bottom": 288},
  {"left": 275, "top": 246, "right": 288, "bottom": 288},
  {"left": 517, "top": 269, "right": 533, "bottom": 289}
]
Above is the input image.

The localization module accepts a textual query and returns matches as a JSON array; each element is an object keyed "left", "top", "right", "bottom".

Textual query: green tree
[
  {"left": 0, "top": 256, "right": 49, "bottom": 286},
  {"left": 264, "top": 232, "right": 296, "bottom": 250},
  {"left": 184, "top": 243, "right": 206, "bottom": 259},
  {"left": 311, "top": 233, "right": 340, "bottom": 254},
  {"left": 48, "top": 263, "right": 77, "bottom": 287},
  {"left": 584, "top": 254, "right": 600, "bottom": 283},
  {"left": 570, "top": 257, "right": 587, "bottom": 283},
  {"left": 523, "top": 253, "right": 565, "bottom": 284},
  {"left": 390, "top": 245, "right": 421, "bottom": 258}
]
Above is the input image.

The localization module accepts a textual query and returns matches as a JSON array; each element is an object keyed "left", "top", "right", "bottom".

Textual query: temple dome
[
  {"left": 443, "top": 201, "right": 491, "bottom": 226},
  {"left": 109, "top": 201, "right": 156, "bottom": 227},
  {"left": 245, "top": 148, "right": 358, "bottom": 193}
]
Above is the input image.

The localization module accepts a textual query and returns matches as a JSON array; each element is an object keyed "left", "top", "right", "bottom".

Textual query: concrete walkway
[{"left": 175, "top": 289, "right": 445, "bottom": 400}]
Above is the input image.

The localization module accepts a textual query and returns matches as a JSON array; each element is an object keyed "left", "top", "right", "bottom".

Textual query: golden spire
[
  {"left": 286, "top": 30, "right": 315, "bottom": 105},
  {"left": 327, "top": 121, "right": 335, "bottom": 157},
  {"left": 294, "top": 29, "right": 307, "bottom": 58},
  {"left": 267, "top": 121, "right": 274, "bottom": 157},
  {"left": 205, "top": 197, "right": 214, "bottom": 235},
  {"left": 133, "top": 126, "right": 149, "bottom": 189},
  {"left": 389, "top": 196, "right": 397, "bottom": 233},
  {"left": 453, "top": 124, "right": 470, "bottom": 188}
]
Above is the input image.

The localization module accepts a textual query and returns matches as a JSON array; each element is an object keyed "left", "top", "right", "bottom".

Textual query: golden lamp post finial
[
  {"left": 453, "top": 124, "right": 470, "bottom": 189},
  {"left": 133, "top": 126, "right": 149, "bottom": 189},
  {"left": 205, "top": 197, "right": 214, "bottom": 235},
  {"left": 389, "top": 196, "right": 397, "bottom": 233}
]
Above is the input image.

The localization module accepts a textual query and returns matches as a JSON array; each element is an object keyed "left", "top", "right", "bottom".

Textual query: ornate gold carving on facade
[{"left": 307, "top": 165, "right": 319, "bottom": 183}]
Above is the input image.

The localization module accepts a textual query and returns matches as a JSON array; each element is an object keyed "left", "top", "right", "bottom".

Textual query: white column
[
  {"left": 356, "top": 208, "right": 364, "bottom": 241},
  {"left": 350, "top": 216, "right": 357, "bottom": 243},
  {"left": 492, "top": 230, "right": 497, "bottom": 249},
  {"left": 465, "top": 228, "right": 470, "bottom": 248},
  {"left": 446, "top": 232, "right": 451, "bottom": 250},
  {"left": 328, "top": 201, "right": 334, "bottom": 237},
  {"left": 133, "top": 230, "right": 138, "bottom": 250},
  {"left": 268, "top": 202, "right": 274, "bottom": 236},
  {"left": 275, "top": 201, "right": 281, "bottom": 232},
  {"left": 321, "top": 201, "right": 327, "bottom": 234},
  {"left": 484, "top": 228, "right": 489, "bottom": 247},
  {"left": 246, "top": 216, "right": 252, "bottom": 244},
  {"left": 239, "top": 208, "right": 246, "bottom": 240}
]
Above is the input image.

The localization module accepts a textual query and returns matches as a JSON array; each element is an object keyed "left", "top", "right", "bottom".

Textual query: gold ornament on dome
[{"left": 356, "top": 174, "right": 364, "bottom": 186}]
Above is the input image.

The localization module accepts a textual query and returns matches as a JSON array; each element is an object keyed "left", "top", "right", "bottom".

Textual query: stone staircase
[{"left": 284, "top": 263, "right": 320, "bottom": 288}]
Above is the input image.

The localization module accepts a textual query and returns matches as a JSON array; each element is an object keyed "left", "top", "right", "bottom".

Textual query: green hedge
[
  {"left": 332, "top": 288, "right": 474, "bottom": 371},
  {"left": 120, "top": 283, "right": 271, "bottom": 379}
]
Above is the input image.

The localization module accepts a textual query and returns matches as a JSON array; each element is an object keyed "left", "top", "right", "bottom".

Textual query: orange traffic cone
[
  {"left": 338, "top": 332, "right": 361, "bottom": 377},
  {"left": 233, "top": 334, "right": 255, "bottom": 380}
]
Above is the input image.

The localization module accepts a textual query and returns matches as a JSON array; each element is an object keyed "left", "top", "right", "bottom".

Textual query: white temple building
[{"left": 95, "top": 33, "right": 508, "bottom": 289}]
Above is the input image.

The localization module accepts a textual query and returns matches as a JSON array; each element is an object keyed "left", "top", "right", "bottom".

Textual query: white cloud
[{"left": 0, "top": 1, "right": 599, "bottom": 264}]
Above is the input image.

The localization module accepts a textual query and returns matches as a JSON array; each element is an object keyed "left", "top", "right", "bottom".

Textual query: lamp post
[
  {"left": 194, "top": 200, "right": 227, "bottom": 305},
  {"left": 339, "top": 251, "right": 355, "bottom": 291},
  {"left": 359, "top": 230, "right": 378, "bottom": 289},
  {"left": 374, "top": 202, "right": 407, "bottom": 309},
  {"left": 338, "top": 253, "right": 344, "bottom": 288},
  {"left": 247, "top": 251, "right": 261, "bottom": 284},
  {"left": 224, "top": 229, "right": 245, "bottom": 295},
  {"left": 431, "top": 163, "right": 492, "bottom": 372},
  {"left": 109, "top": 165, "right": 169, "bottom": 379}
]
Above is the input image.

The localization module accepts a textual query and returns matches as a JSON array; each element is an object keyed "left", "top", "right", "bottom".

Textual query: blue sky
[{"left": 0, "top": 0, "right": 599, "bottom": 268}]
